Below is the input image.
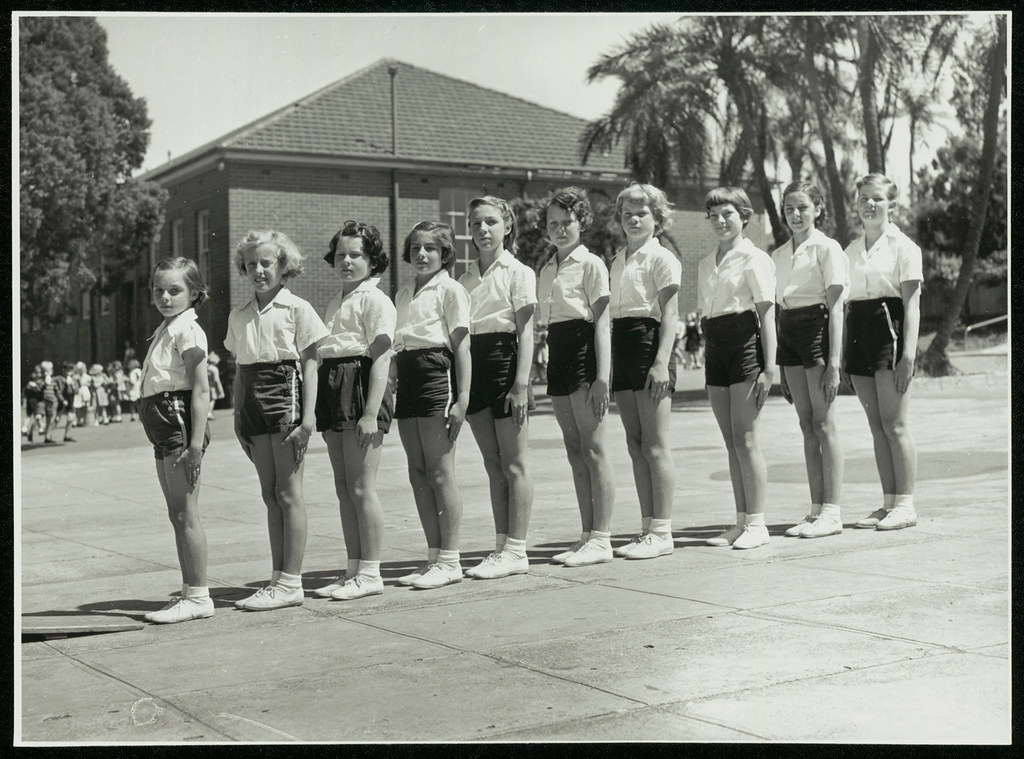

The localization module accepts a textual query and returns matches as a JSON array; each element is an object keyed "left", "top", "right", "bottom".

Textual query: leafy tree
[{"left": 19, "top": 16, "right": 166, "bottom": 338}]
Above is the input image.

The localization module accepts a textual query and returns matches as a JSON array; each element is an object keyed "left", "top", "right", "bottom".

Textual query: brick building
[{"left": 22, "top": 58, "right": 769, "bottom": 371}]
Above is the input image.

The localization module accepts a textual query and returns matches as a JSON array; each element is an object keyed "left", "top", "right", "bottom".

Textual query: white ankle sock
[
  {"left": 495, "top": 533, "right": 508, "bottom": 553},
  {"left": 821, "top": 503, "right": 841, "bottom": 518},
  {"left": 185, "top": 585, "right": 210, "bottom": 600},
  {"left": 650, "top": 518, "right": 672, "bottom": 537},
  {"left": 277, "top": 571, "right": 302, "bottom": 590},
  {"left": 438, "top": 549, "right": 460, "bottom": 567},
  {"left": 893, "top": 494, "right": 914, "bottom": 509},
  {"left": 590, "top": 530, "right": 611, "bottom": 548},
  {"left": 746, "top": 512, "right": 766, "bottom": 527},
  {"left": 357, "top": 560, "right": 381, "bottom": 579},
  {"left": 503, "top": 537, "right": 526, "bottom": 558}
]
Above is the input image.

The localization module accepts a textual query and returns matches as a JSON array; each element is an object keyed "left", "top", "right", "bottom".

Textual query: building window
[
  {"left": 100, "top": 294, "right": 111, "bottom": 316},
  {"left": 81, "top": 291, "right": 91, "bottom": 320},
  {"left": 149, "top": 239, "right": 158, "bottom": 271},
  {"left": 196, "top": 210, "right": 211, "bottom": 284},
  {"left": 171, "top": 218, "right": 184, "bottom": 257},
  {"left": 439, "top": 187, "right": 478, "bottom": 280}
]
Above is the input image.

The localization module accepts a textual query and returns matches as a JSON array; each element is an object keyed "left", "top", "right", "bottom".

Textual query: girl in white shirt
[
  {"left": 225, "top": 230, "right": 329, "bottom": 611},
  {"left": 537, "top": 187, "right": 615, "bottom": 567},
  {"left": 697, "top": 186, "right": 777, "bottom": 549},
  {"left": 137, "top": 257, "right": 213, "bottom": 624},
  {"left": 609, "top": 183, "right": 680, "bottom": 561},
  {"left": 844, "top": 174, "right": 922, "bottom": 531},
  {"left": 459, "top": 196, "right": 537, "bottom": 580},
  {"left": 313, "top": 221, "right": 396, "bottom": 601},
  {"left": 774, "top": 181, "right": 849, "bottom": 539}
]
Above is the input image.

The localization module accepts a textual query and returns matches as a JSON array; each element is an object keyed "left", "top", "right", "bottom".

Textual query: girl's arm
[
  {"left": 506, "top": 304, "right": 536, "bottom": 427},
  {"left": 179, "top": 347, "right": 210, "bottom": 487},
  {"left": 357, "top": 335, "right": 393, "bottom": 449},
  {"left": 448, "top": 327, "right": 471, "bottom": 442},
  {"left": 754, "top": 300, "right": 777, "bottom": 410},
  {"left": 896, "top": 280, "right": 922, "bottom": 394},
  {"left": 285, "top": 344, "right": 319, "bottom": 463},
  {"left": 822, "top": 284, "right": 846, "bottom": 404},
  {"left": 647, "top": 285, "right": 680, "bottom": 403},
  {"left": 589, "top": 295, "right": 611, "bottom": 419}
]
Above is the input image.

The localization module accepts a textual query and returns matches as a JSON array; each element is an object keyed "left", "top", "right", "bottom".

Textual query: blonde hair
[
  {"left": 615, "top": 182, "right": 674, "bottom": 232},
  {"left": 855, "top": 173, "right": 899, "bottom": 203},
  {"left": 467, "top": 196, "right": 519, "bottom": 255},
  {"left": 234, "top": 230, "right": 305, "bottom": 279}
]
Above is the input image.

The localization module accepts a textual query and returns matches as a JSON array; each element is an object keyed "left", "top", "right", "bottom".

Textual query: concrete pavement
[{"left": 16, "top": 355, "right": 1010, "bottom": 743}]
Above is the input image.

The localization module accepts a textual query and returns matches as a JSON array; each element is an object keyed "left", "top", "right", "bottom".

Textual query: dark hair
[
  {"left": 150, "top": 257, "right": 209, "bottom": 309},
  {"left": 467, "top": 196, "right": 518, "bottom": 255},
  {"left": 324, "top": 221, "right": 388, "bottom": 275},
  {"left": 704, "top": 186, "right": 754, "bottom": 228},
  {"left": 545, "top": 186, "right": 594, "bottom": 233},
  {"left": 781, "top": 181, "right": 828, "bottom": 227},
  {"left": 402, "top": 221, "right": 458, "bottom": 270}
]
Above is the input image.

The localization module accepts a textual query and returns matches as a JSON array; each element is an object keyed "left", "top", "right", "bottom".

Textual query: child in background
[
  {"left": 698, "top": 186, "right": 777, "bottom": 549},
  {"left": 313, "top": 221, "right": 396, "bottom": 600},
  {"left": 39, "top": 361, "right": 61, "bottom": 444},
  {"left": 844, "top": 173, "right": 922, "bottom": 531},
  {"left": 393, "top": 221, "right": 471, "bottom": 589},
  {"left": 74, "top": 362, "right": 90, "bottom": 428},
  {"left": 137, "top": 257, "right": 213, "bottom": 624},
  {"left": 609, "top": 182, "right": 680, "bottom": 560},
  {"left": 107, "top": 360, "right": 125, "bottom": 423},
  {"left": 127, "top": 358, "right": 142, "bottom": 421},
  {"left": 775, "top": 181, "right": 849, "bottom": 539},
  {"left": 537, "top": 187, "right": 616, "bottom": 566},
  {"left": 90, "top": 364, "right": 109, "bottom": 425},
  {"left": 226, "top": 230, "right": 329, "bottom": 611},
  {"left": 206, "top": 352, "right": 225, "bottom": 420},
  {"left": 57, "top": 362, "right": 78, "bottom": 442},
  {"left": 23, "top": 365, "right": 44, "bottom": 441},
  {"left": 684, "top": 312, "right": 704, "bottom": 369},
  {"left": 460, "top": 196, "right": 537, "bottom": 579}
]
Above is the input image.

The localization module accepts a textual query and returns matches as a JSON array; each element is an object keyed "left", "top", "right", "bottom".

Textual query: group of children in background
[{"left": 131, "top": 174, "right": 922, "bottom": 625}]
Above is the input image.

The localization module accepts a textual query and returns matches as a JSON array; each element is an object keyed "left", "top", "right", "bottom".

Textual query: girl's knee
[{"left": 500, "top": 457, "right": 528, "bottom": 481}]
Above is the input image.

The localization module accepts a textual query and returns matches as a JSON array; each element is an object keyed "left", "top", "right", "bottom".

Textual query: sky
[{"left": 95, "top": 12, "right": 685, "bottom": 174}]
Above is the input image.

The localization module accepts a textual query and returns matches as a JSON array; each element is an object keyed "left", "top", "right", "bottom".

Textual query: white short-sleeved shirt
[
  {"left": 224, "top": 288, "right": 329, "bottom": 365},
  {"left": 393, "top": 270, "right": 471, "bottom": 352},
  {"left": 609, "top": 237, "right": 681, "bottom": 321},
  {"left": 317, "top": 277, "right": 396, "bottom": 359},
  {"left": 458, "top": 249, "right": 537, "bottom": 335},
  {"left": 139, "top": 308, "right": 208, "bottom": 397},
  {"left": 773, "top": 229, "right": 850, "bottom": 309},
  {"left": 845, "top": 224, "right": 924, "bottom": 301},
  {"left": 537, "top": 245, "right": 610, "bottom": 326},
  {"left": 697, "top": 237, "right": 776, "bottom": 318}
]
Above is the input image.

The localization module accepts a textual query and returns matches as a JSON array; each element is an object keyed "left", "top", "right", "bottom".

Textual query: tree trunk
[
  {"left": 858, "top": 18, "right": 885, "bottom": 173},
  {"left": 920, "top": 16, "right": 1005, "bottom": 376},
  {"left": 804, "top": 19, "right": 851, "bottom": 246}
]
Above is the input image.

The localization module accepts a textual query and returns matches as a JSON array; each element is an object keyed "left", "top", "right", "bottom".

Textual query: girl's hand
[
  {"left": 356, "top": 414, "right": 380, "bottom": 450},
  {"left": 645, "top": 360, "right": 672, "bottom": 405},
  {"left": 446, "top": 399, "right": 467, "bottom": 443},
  {"left": 504, "top": 380, "right": 530, "bottom": 428},
  {"left": 780, "top": 370, "right": 793, "bottom": 404},
  {"left": 588, "top": 378, "right": 609, "bottom": 420},
  {"left": 822, "top": 363, "right": 841, "bottom": 405},
  {"left": 284, "top": 422, "right": 313, "bottom": 464},
  {"left": 234, "top": 415, "right": 253, "bottom": 462},
  {"left": 894, "top": 356, "right": 914, "bottom": 394},
  {"left": 755, "top": 367, "right": 775, "bottom": 410},
  {"left": 174, "top": 446, "right": 204, "bottom": 487}
]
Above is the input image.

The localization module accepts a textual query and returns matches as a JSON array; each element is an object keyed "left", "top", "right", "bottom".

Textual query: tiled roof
[{"left": 152, "top": 59, "right": 628, "bottom": 176}]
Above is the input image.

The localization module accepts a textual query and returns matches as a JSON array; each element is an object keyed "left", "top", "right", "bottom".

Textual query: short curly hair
[
  {"left": 324, "top": 221, "right": 388, "bottom": 275},
  {"left": 545, "top": 186, "right": 594, "bottom": 233},
  {"left": 704, "top": 186, "right": 754, "bottom": 228},
  {"left": 615, "top": 182, "right": 674, "bottom": 232},
  {"left": 782, "top": 181, "right": 828, "bottom": 228},
  {"left": 150, "top": 256, "right": 209, "bottom": 309},
  {"left": 402, "top": 221, "right": 458, "bottom": 270},
  {"left": 234, "top": 230, "right": 305, "bottom": 280}
]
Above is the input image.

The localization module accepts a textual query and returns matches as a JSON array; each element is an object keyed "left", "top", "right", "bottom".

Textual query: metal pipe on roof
[{"left": 388, "top": 64, "right": 399, "bottom": 297}]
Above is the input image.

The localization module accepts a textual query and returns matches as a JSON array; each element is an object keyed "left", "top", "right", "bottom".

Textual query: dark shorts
[
  {"left": 546, "top": 319, "right": 596, "bottom": 397},
  {"left": 777, "top": 303, "right": 829, "bottom": 368},
  {"left": 468, "top": 332, "right": 517, "bottom": 419},
  {"left": 703, "top": 310, "right": 764, "bottom": 387},
  {"left": 235, "top": 361, "right": 302, "bottom": 437},
  {"left": 315, "top": 356, "right": 394, "bottom": 434},
  {"left": 395, "top": 348, "right": 456, "bottom": 419},
  {"left": 611, "top": 317, "right": 677, "bottom": 393},
  {"left": 139, "top": 390, "right": 212, "bottom": 460},
  {"left": 844, "top": 297, "right": 906, "bottom": 377}
]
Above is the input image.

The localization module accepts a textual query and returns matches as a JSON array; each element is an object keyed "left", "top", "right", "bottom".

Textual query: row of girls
[{"left": 136, "top": 175, "right": 920, "bottom": 624}]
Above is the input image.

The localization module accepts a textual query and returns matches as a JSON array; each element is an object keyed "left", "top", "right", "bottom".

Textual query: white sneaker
[
  {"left": 330, "top": 575, "right": 384, "bottom": 600},
  {"left": 625, "top": 532, "right": 674, "bottom": 560},
  {"left": 235, "top": 585, "right": 272, "bottom": 609},
  {"left": 396, "top": 564, "right": 431, "bottom": 586},
  {"left": 145, "top": 596, "right": 214, "bottom": 624},
  {"left": 241, "top": 584, "right": 304, "bottom": 611},
  {"left": 732, "top": 524, "right": 770, "bottom": 550},
  {"left": 312, "top": 576, "right": 351, "bottom": 598},
  {"left": 562, "top": 539, "right": 613, "bottom": 567},
  {"left": 784, "top": 515, "right": 816, "bottom": 537},
  {"left": 552, "top": 539, "right": 586, "bottom": 564},
  {"left": 411, "top": 563, "right": 463, "bottom": 589},
  {"left": 800, "top": 513, "right": 843, "bottom": 538},
  {"left": 613, "top": 533, "right": 645, "bottom": 557},
  {"left": 876, "top": 506, "right": 917, "bottom": 531},
  {"left": 854, "top": 508, "right": 889, "bottom": 529},
  {"left": 706, "top": 524, "right": 744, "bottom": 547},
  {"left": 469, "top": 550, "right": 529, "bottom": 579},
  {"left": 464, "top": 552, "right": 501, "bottom": 579}
]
